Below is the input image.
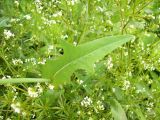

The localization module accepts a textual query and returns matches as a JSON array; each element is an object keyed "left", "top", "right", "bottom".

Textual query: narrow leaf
[
  {"left": 135, "top": 107, "right": 146, "bottom": 120},
  {"left": 0, "top": 78, "right": 49, "bottom": 84},
  {"left": 0, "top": 17, "right": 11, "bottom": 28}
]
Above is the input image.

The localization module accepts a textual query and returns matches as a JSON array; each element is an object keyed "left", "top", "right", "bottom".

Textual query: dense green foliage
[{"left": 0, "top": 0, "right": 160, "bottom": 120}]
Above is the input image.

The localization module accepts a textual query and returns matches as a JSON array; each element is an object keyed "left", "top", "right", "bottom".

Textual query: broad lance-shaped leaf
[
  {"left": 42, "top": 35, "right": 135, "bottom": 86},
  {"left": 110, "top": 99, "right": 127, "bottom": 120}
]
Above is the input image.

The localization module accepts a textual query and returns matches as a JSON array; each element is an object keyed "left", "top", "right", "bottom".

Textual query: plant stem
[{"left": 0, "top": 78, "right": 50, "bottom": 84}]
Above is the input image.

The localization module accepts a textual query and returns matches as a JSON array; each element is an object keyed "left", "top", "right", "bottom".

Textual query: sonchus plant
[{"left": 0, "top": 35, "right": 135, "bottom": 88}]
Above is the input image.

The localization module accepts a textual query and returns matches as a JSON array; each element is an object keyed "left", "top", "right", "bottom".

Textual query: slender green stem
[
  {"left": 135, "top": 0, "right": 153, "bottom": 14},
  {"left": 0, "top": 54, "right": 16, "bottom": 75},
  {"left": 0, "top": 78, "right": 50, "bottom": 84},
  {"left": 78, "top": 0, "right": 89, "bottom": 44}
]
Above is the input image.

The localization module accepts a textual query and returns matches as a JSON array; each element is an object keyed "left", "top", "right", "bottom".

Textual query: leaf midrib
[{"left": 53, "top": 40, "right": 125, "bottom": 78}]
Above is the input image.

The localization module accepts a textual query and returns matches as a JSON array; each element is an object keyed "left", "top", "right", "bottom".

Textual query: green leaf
[
  {"left": 114, "top": 87, "right": 124, "bottom": 101},
  {"left": 0, "top": 17, "right": 11, "bottom": 28},
  {"left": 135, "top": 107, "right": 146, "bottom": 120},
  {"left": 42, "top": 35, "right": 135, "bottom": 87},
  {"left": 110, "top": 99, "right": 127, "bottom": 120},
  {"left": 0, "top": 78, "right": 49, "bottom": 84}
]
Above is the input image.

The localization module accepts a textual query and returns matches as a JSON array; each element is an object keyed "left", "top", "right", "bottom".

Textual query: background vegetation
[{"left": 0, "top": 0, "right": 160, "bottom": 119}]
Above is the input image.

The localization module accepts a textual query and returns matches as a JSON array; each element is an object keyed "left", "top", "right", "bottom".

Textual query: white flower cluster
[
  {"left": 81, "top": 96, "right": 93, "bottom": 107},
  {"left": 6, "top": 118, "right": 11, "bottom": 120},
  {"left": 28, "top": 87, "right": 39, "bottom": 98},
  {"left": 48, "top": 45, "right": 54, "bottom": 53},
  {"left": 11, "top": 102, "right": 21, "bottom": 113},
  {"left": 24, "top": 14, "right": 32, "bottom": 20},
  {"left": 25, "top": 58, "right": 37, "bottom": 65},
  {"left": 77, "top": 79, "right": 84, "bottom": 85},
  {"left": 77, "top": 110, "right": 81, "bottom": 115},
  {"left": 35, "top": 0, "right": 43, "bottom": 13},
  {"left": 0, "top": 116, "right": 3, "bottom": 119},
  {"left": 25, "top": 57, "right": 46, "bottom": 65},
  {"left": 67, "top": 0, "right": 79, "bottom": 6},
  {"left": 52, "top": 11, "right": 62, "bottom": 17},
  {"left": 12, "top": 58, "right": 23, "bottom": 65},
  {"left": 38, "top": 59, "right": 46, "bottom": 65},
  {"left": 48, "top": 84, "right": 54, "bottom": 90},
  {"left": 27, "top": 83, "right": 43, "bottom": 98},
  {"left": 146, "top": 102, "right": 154, "bottom": 112},
  {"left": 106, "top": 20, "right": 113, "bottom": 26},
  {"left": 122, "top": 80, "right": 130, "bottom": 90},
  {"left": 3, "top": 29, "right": 15, "bottom": 40},
  {"left": 73, "top": 41, "right": 77, "bottom": 46},
  {"left": 105, "top": 56, "right": 113, "bottom": 70},
  {"left": 89, "top": 117, "right": 93, "bottom": 120},
  {"left": 141, "top": 61, "right": 155, "bottom": 71},
  {"left": 96, "top": 6, "right": 104, "bottom": 12},
  {"left": 96, "top": 100, "right": 105, "bottom": 111},
  {"left": 2, "top": 75, "right": 11, "bottom": 79},
  {"left": 136, "top": 87, "right": 146, "bottom": 93},
  {"left": 42, "top": 17, "right": 56, "bottom": 26},
  {"left": 61, "top": 34, "right": 68, "bottom": 39},
  {"left": 14, "top": 0, "right": 19, "bottom": 6},
  {"left": 10, "top": 18, "right": 20, "bottom": 23}
]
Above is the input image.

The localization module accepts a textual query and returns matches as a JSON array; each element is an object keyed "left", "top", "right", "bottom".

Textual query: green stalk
[{"left": 0, "top": 78, "right": 50, "bottom": 84}]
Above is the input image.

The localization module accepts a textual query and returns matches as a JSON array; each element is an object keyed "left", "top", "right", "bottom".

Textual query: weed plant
[{"left": 0, "top": 0, "right": 160, "bottom": 120}]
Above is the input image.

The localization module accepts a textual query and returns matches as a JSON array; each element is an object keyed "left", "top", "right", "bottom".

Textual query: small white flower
[
  {"left": 12, "top": 58, "right": 23, "bottom": 65},
  {"left": 24, "top": 14, "right": 32, "bottom": 20},
  {"left": 10, "top": 18, "right": 17, "bottom": 23},
  {"left": 77, "top": 111, "right": 81, "bottom": 115},
  {"left": 0, "top": 116, "right": 3, "bottom": 119},
  {"left": 6, "top": 118, "right": 11, "bottom": 120},
  {"left": 14, "top": 1, "right": 19, "bottom": 6},
  {"left": 106, "top": 20, "right": 113, "bottom": 26},
  {"left": 37, "top": 59, "right": 46, "bottom": 65},
  {"left": 52, "top": 11, "right": 62, "bottom": 17},
  {"left": 146, "top": 107, "right": 152, "bottom": 112},
  {"left": 89, "top": 117, "right": 93, "bottom": 120},
  {"left": 48, "top": 84, "right": 54, "bottom": 90},
  {"left": 121, "top": 9, "right": 124, "bottom": 12},
  {"left": 2, "top": 75, "right": 11, "bottom": 79},
  {"left": 124, "top": 52, "right": 128, "bottom": 56},
  {"left": 61, "top": 34, "right": 68, "bottom": 39},
  {"left": 106, "top": 56, "right": 113, "bottom": 70},
  {"left": 112, "top": 88, "right": 116, "bottom": 92},
  {"left": 11, "top": 102, "right": 21, "bottom": 113},
  {"left": 96, "top": 100, "right": 105, "bottom": 111},
  {"left": 122, "top": 80, "right": 130, "bottom": 90},
  {"left": 3, "top": 29, "right": 15, "bottom": 39},
  {"left": 77, "top": 79, "right": 84, "bottom": 85},
  {"left": 35, "top": 83, "right": 43, "bottom": 93},
  {"left": 96, "top": 6, "right": 104, "bottom": 12},
  {"left": 28, "top": 87, "right": 39, "bottom": 98},
  {"left": 25, "top": 58, "right": 37, "bottom": 65},
  {"left": 48, "top": 45, "right": 54, "bottom": 53},
  {"left": 67, "top": 0, "right": 79, "bottom": 5},
  {"left": 144, "top": 32, "right": 151, "bottom": 37},
  {"left": 73, "top": 41, "right": 77, "bottom": 46},
  {"left": 22, "top": 112, "right": 27, "bottom": 116},
  {"left": 35, "top": 0, "right": 41, "bottom": 3},
  {"left": 48, "top": 45, "right": 54, "bottom": 50},
  {"left": 81, "top": 96, "right": 92, "bottom": 107},
  {"left": 136, "top": 87, "right": 146, "bottom": 93}
]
